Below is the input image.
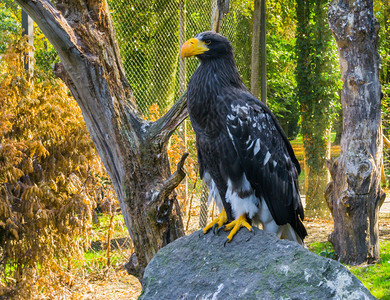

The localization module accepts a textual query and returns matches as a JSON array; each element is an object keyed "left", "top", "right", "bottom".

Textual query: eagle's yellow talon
[
  {"left": 202, "top": 208, "right": 228, "bottom": 234},
  {"left": 225, "top": 214, "right": 252, "bottom": 243}
]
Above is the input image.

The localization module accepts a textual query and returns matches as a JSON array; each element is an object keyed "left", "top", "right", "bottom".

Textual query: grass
[
  {"left": 92, "top": 213, "right": 128, "bottom": 240},
  {"left": 67, "top": 213, "right": 132, "bottom": 275},
  {"left": 309, "top": 240, "right": 390, "bottom": 299},
  {"left": 308, "top": 241, "right": 338, "bottom": 260}
]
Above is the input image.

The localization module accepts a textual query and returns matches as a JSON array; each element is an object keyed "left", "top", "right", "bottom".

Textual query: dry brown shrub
[{"left": 0, "top": 37, "right": 111, "bottom": 299}]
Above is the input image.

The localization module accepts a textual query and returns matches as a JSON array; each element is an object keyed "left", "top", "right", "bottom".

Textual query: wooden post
[
  {"left": 260, "top": 0, "right": 267, "bottom": 105},
  {"left": 250, "top": 0, "right": 261, "bottom": 98},
  {"left": 211, "top": 0, "right": 230, "bottom": 33},
  {"left": 22, "top": 9, "right": 34, "bottom": 72},
  {"left": 179, "top": 0, "right": 186, "bottom": 95}
]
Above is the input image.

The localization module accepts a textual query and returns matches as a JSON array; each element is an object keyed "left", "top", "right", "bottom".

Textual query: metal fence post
[
  {"left": 179, "top": 0, "right": 188, "bottom": 206},
  {"left": 198, "top": 0, "right": 231, "bottom": 229},
  {"left": 199, "top": 183, "right": 209, "bottom": 228}
]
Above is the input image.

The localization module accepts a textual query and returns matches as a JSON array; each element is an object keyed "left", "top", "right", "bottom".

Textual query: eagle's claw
[
  {"left": 212, "top": 223, "right": 219, "bottom": 234},
  {"left": 202, "top": 208, "right": 228, "bottom": 235},
  {"left": 246, "top": 228, "right": 256, "bottom": 242},
  {"left": 223, "top": 238, "right": 229, "bottom": 247},
  {"left": 224, "top": 214, "right": 253, "bottom": 243},
  {"left": 216, "top": 225, "right": 226, "bottom": 235}
]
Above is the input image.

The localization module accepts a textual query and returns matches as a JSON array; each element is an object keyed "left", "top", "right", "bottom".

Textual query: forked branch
[
  {"left": 155, "top": 152, "right": 189, "bottom": 206},
  {"left": 146, "top": 92, "right": 188, "bottom": 145}
]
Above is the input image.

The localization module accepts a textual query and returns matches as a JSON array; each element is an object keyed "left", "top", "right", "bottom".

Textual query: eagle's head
[{"left": 180, "top": 31, "right": 233, "bottom": 61}]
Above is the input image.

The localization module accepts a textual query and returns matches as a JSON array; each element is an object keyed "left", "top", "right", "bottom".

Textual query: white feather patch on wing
[
  {"left": 263, "top": 151, "right": 271, "bottom": 165},
  {"left": 203, "top": 171, "right": 223, "bottom": 212},
  {"left": 225, "top": 174, "right": 259, "bottom": 219},
  {"left": 253, "top": 139, "right": 261, "bottom": 155}
]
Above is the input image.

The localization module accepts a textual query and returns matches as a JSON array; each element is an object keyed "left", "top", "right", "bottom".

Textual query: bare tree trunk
[
  {"left": 21, "top": 10, "right": 34, "bottom": 71},
  {"left": 326, "top": 0, "right": 385, "bottom": 264},
  {"left": 15, "top": 0, "right": 188, "bottom": 280},
  {"left": 211, "top": 0, "right": 230, "bottom": 33},
  {"left": 304, "top": 132, "right": 331, "bottom": 219}
]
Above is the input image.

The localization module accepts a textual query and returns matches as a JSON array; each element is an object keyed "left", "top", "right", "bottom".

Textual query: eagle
[{"left": 180, "top": 31, "right": 307, "bottom": 244}]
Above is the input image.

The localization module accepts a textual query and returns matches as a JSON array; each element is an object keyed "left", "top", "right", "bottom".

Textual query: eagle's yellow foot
[
  {"left": 202, "top": 208, "right": 228, "bottom": 234},
  {"left": 224, "top": 214, "right": 253, "bottom": 243}
]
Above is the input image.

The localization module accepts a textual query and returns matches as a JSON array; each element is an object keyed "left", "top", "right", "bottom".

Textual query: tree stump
[{"left": 326, "top": 0, "right": 385, "bottom": 264}]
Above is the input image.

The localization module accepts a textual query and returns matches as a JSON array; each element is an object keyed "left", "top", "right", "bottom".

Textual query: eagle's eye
[{"left": 204, "top": 40, "right": 211, "bottom": 45}]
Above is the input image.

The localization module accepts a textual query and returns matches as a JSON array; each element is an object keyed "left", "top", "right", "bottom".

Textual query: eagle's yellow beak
[{"left": 180, "top": 38, "right": 209, "bottom": 58}]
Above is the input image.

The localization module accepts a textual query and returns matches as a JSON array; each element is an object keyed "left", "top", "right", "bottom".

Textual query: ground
[{"left": 80, "top": 206, "right": 390, "bottom": 300}]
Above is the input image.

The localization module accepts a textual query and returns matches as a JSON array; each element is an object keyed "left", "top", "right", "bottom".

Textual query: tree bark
[
  {"left": 14, "top": 0, "right": 188, "bottom": 280},
  {"left": 303, "top": 130, "right": 331, "bottom": 219},
  {"left": 326, "top": 0, "right": 385, "bottom": 264},
  {"left": 211, "top": 0, "right": 230, "bottom": 33}
]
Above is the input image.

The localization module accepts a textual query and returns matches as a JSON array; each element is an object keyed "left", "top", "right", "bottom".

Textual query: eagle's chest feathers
[{"left": 187, "top": 73, "right": 227, "bottom": 136}]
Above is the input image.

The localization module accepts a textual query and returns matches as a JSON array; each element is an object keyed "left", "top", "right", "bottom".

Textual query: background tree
[
  {"left": 296, "top": 0, "right": 340, "bottom": 217},
  {"left": 326, "top": 0, "right": 385, "bottom": 264}
]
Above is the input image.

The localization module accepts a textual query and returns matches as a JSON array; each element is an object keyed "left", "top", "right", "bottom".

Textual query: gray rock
[{"left": 140, "top": 227, "right": 375, "bottom": 300}]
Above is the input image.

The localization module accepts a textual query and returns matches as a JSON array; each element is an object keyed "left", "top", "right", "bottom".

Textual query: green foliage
[
  {"left": 308, "top": 241, "right": 337, "bottom": 260},
  {"left": 222, "top": 1, "right": 253, "bottom": 88},
  {"left": 295, "top": 0, "right": 341, "bottom": 215},
  {"left": 296, "top": 0, "right": 341, "bottom": 172},
  {"left": 0, "top": 37, "right": 107, "bottom": 299},
  {"left": 0, "top": 0, "right": 21, "bottom": 54},
  {"left": 108, "top": 0, "right": 210, "bottom": 115},
  {"left": 0, "top": 3, "right": 60, "bottom": 74},
  {"left": 267, "top": 32, "right": 299, "bottom": 139},
  {"left": 348, "top": 241, "right": 390, "bottom": 299},
  {"left": 34, "top": 28, "right": 60, "bottom": 73},
  {"left": 375, "top": 1, "right": 390, "bottom": 135}
]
